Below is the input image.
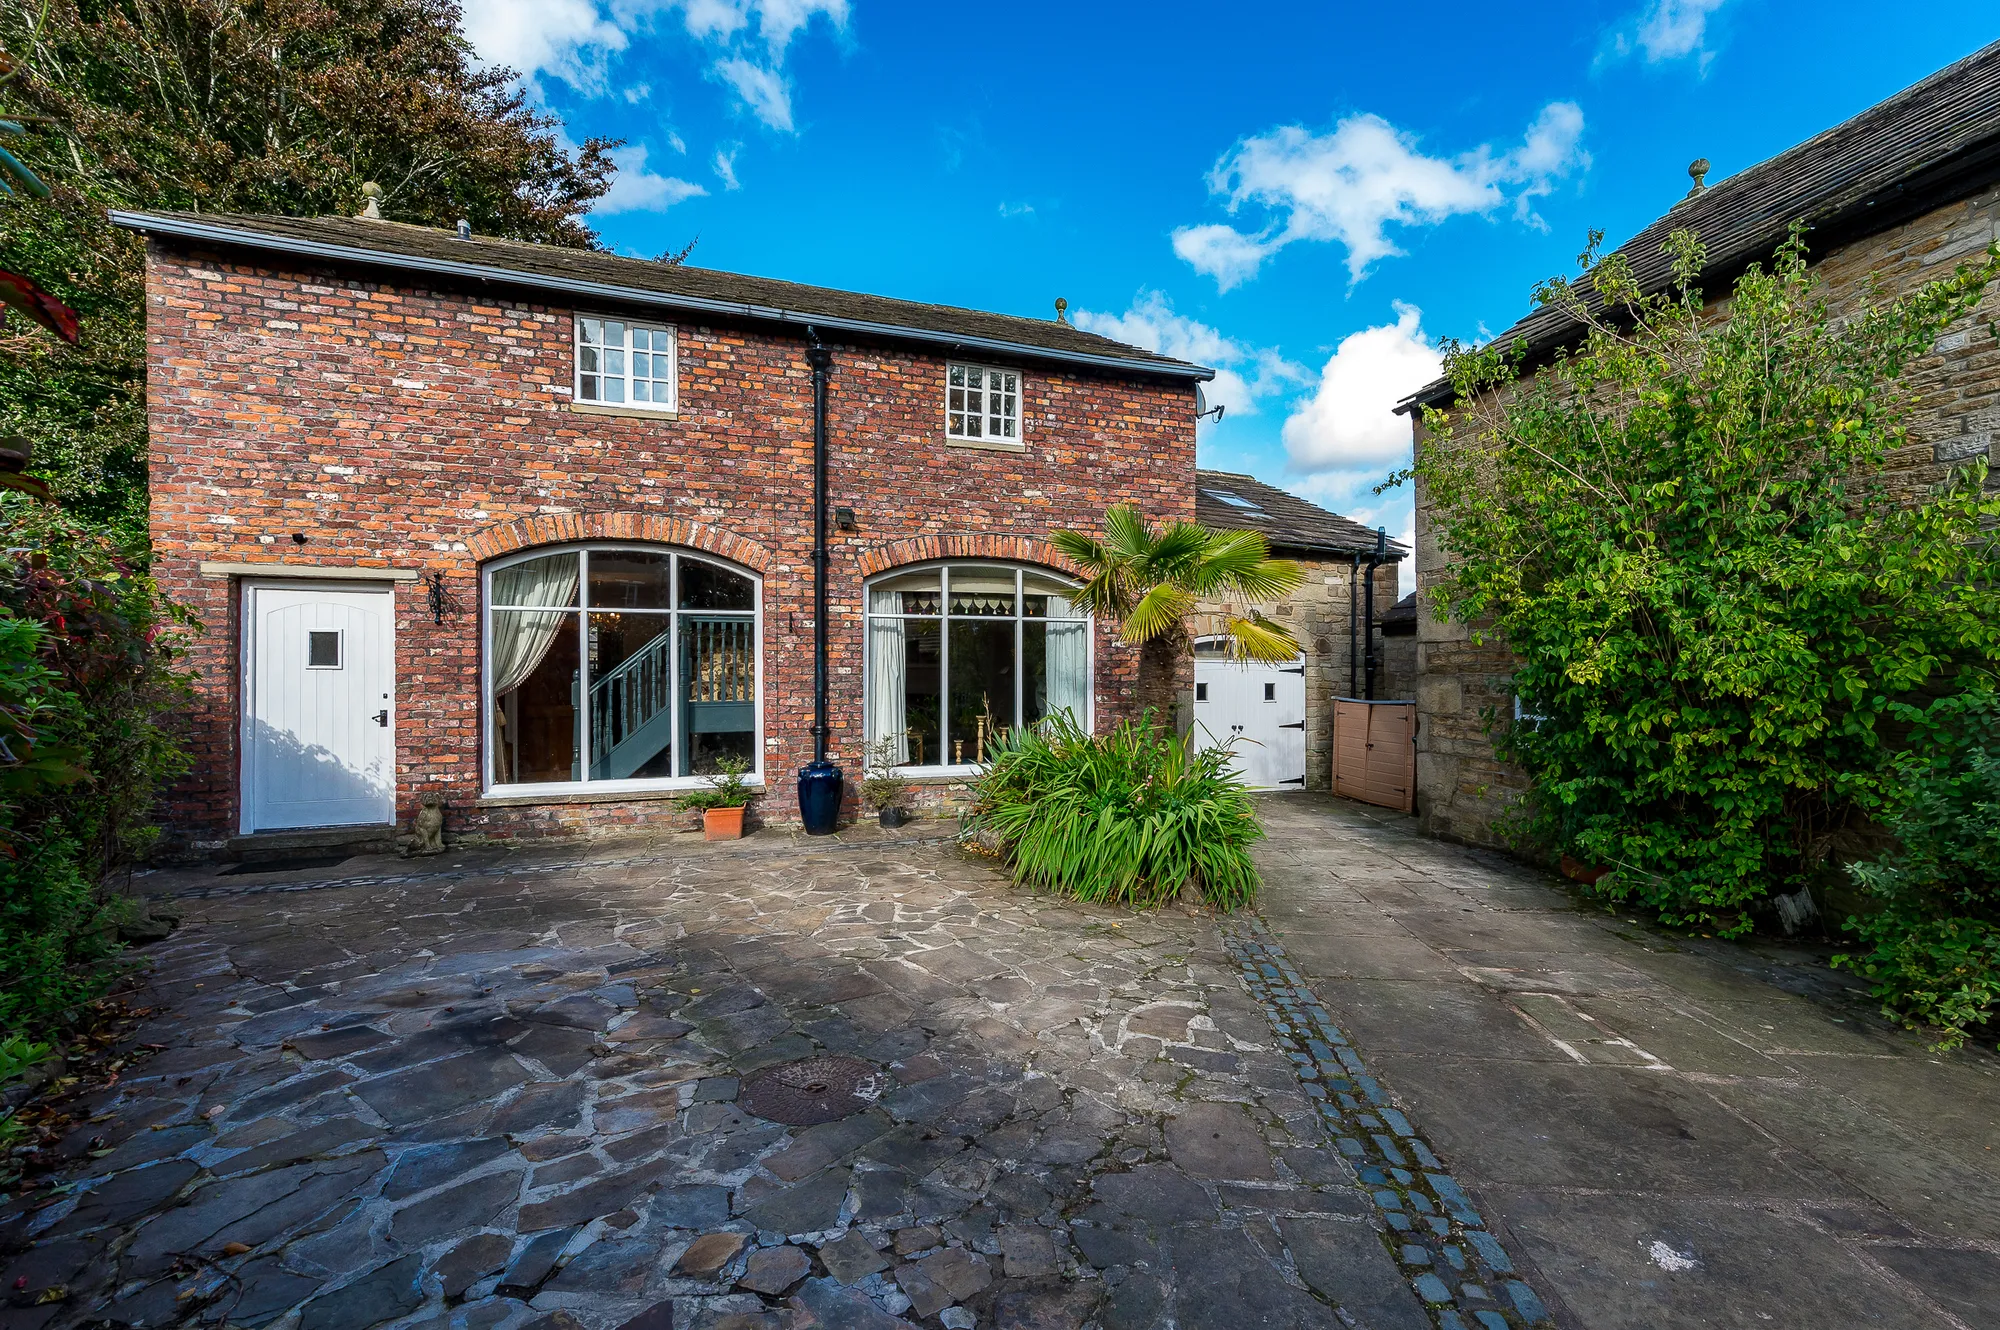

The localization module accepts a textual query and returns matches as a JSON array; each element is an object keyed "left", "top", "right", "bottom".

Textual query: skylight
[{"left": 1201, "top": 488, "right": 1263, "bottom": 512}]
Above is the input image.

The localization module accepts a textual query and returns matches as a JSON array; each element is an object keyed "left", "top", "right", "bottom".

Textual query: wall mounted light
[{"left": 834, "top": 507, "right": 858, "bottom": 531}]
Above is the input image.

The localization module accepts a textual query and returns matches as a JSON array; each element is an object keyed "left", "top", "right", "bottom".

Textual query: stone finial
[
  {"left": 1686, "top": 158, "right": 1710, "bottom": 198},
  {"left": 1054, "top": 296, "right": 1068, "bottom": 324},
  {"left": 358, "top": 181, "right": 383, "bottom": 220}
]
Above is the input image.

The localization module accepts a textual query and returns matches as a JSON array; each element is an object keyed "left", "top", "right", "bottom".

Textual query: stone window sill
[
  {"left": 943, "top": 436, "right": 1026, "bottom": 453},
  {"left": 570, "top": 401, "right": 679, "bottom": 421}
]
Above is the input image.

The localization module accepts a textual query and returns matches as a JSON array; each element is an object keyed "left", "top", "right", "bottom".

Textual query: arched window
[
  {"left": 864, "top": 564, "right": 1091, "bottom": 771},
  {"left": 485, "top": 545, "right": 760, "bottom": 792}
]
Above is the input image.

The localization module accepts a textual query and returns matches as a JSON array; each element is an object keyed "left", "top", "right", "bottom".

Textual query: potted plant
[
  {"left": 681, "top": 757, "right": 753, "bottom": 841},
  {"left": 863, "top": 739, "right": 912, "bottom": 828}
]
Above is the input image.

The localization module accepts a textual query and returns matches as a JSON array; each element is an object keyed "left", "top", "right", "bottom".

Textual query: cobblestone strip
[
  {"left": 151, "top": 830, "right": 961, "bottom": 901},
  {"left": 1224, "top": 917, "right": 1554, "bottom": 1330}
]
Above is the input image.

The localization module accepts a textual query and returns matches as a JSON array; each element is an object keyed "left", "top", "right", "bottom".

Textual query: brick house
[
  {"left": 1397, "top": 41, "right": 2000, "bottom": 848},
  {"left": 1190, "top": 471, "right": 1404, "bottom": 790},
  {"left": 113, "top": 207, "right": 1214, "bottom": 853}
]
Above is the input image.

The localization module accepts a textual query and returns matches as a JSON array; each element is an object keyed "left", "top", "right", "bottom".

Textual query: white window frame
[
  {"left": 862, "top": 562, "right": 1092, "bottom": 777},
  {"left": 481, "top": 543, "right": 762, "bottom": 797},
  {"left": 944, "top": 362, "right": 1023, "bottom": 445},
  {"left": 575, "top": 316, "right": 679, "bottom": 412}
]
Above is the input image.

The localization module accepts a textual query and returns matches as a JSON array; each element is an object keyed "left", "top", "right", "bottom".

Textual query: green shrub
[
  {"left": 969, "top": 712, "right": 1264, "bottom": 910},
  {"left": 1836, "top": 691, "right": 2000, "bottom": 1049},
  {"left": 677, "top": 756, "right": 752, "bottom": 812},
  {"left": 0, "top": 503, "right": 193, "bottom": 1041},
  {"left": 1414, "top": 228, "right": 2000, "bottom": 932}
]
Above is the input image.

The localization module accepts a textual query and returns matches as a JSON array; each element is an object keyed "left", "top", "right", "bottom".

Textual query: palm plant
[{"left": 1052, "top": 505, "right": 1305, "bottom": 712}]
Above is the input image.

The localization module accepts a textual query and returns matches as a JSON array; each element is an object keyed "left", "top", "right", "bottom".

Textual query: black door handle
[{"left": 373, "top": 710, "right": 390, "bottom": 727}]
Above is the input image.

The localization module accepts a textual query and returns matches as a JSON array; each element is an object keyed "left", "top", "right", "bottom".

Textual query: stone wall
[
  {"left": 144, "top": 240, "right": 1196, "bottom": 849},
  {"left": 1411, "top": 181, "right": 2000, "bottom": 849}
]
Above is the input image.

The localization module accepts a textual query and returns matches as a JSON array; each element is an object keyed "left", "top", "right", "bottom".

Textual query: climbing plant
[{"left": 1413, "top": 226, "right": 2000, "bottom": 933}]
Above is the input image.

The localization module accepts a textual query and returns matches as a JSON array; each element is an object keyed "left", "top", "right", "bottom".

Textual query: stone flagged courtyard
[
  {"left": 1, "top": 826, "right": 1456, "bottom": 1330},
  {"left": 9, "top": 796, "right": 1998, "bottom": 1330}
]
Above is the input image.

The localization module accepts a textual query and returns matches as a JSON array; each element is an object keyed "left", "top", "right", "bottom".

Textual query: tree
[
  {"left": 1052, "top": 504, "right": 1304, "bottom": 717},
  {"left": 0, "top": 0, "right": 619, "bottom": 545},
  {"left": 1414, "top": 226, "right": 2000, "bottom": 933}
]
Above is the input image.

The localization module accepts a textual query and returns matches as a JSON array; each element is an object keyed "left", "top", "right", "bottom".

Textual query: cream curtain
[
  {"left": 490, "top": 553, "right": 580, "bottom": 697},
  {"left": 867, "top": 587, "right": 908, "bottom": 765},
  {"left": 1043, "top": 592, "right": 1090, "bottom": 725}
]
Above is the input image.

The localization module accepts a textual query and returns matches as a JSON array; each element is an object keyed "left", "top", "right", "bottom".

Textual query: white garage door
[{"left": 1193, "top": 652, "right": 1306, "bottom": 790}]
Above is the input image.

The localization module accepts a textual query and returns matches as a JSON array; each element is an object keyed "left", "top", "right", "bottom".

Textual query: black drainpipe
[
  {"left": 797, "top": 329, "right": 843, "bottom": 834},
  {"left": 1362, "top": 527, "right": 1387, "bottom": 700},
  {"left": 1347, "top": 551, "right": 1360, "bottom": 697}
]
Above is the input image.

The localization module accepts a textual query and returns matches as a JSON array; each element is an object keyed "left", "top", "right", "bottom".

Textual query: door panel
[
  {"left": 244, "top": 585, "right": 396, "bottom": 831},
  {"left": 1193, "top": 654, "right": 1307, "bottom": 790}
]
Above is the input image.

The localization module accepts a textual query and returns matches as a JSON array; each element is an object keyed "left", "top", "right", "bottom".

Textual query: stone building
[
  {"left": 115, "top": 207, "right": 1214, "bottom": 853},
  {"left": 1191, "top": 471, "right": 1405, "bottom": 791},
  {"left": 1397, "top": 40, "right": 2000, "bottom": 848}
]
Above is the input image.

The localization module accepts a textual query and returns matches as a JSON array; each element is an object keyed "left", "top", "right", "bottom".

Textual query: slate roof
[
  {"left": 1379, "top": 591, "right": 1418, "bottom": 633},
  {"left": 108, "top": 209, "right": 1213, "bottom": 382},
  {"left": 1401, "top": 38, "right": 2000, "bottom": 411},
  {"left": 1194, "top": 470, "right": 1406, "bottom": 558}
]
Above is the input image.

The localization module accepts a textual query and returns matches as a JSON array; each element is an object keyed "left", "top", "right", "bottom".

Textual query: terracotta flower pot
[{"left": 704, "top": 806, "right": 746, "bottom": 841}]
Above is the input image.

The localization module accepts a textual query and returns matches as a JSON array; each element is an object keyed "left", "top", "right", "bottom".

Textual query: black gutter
[{"left": 108, "top": 210, "right": 1216, "bottom": 385}]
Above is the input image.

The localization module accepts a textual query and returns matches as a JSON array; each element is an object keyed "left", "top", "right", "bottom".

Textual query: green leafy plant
[
  {"left": 862, "top": 738, "right": 909, "bottom": 811},
  {"left": 678, "top": 756, "right": 751, "bottom": 813},
  {"left": 1052, "top": 505, "right": 1304, "bottom": 715},
  {"left": 969, "top": 711, "right": 1264, "bottom": 910},
  {"left": 1414, "top": 225, "right": 2000, "bottom": 933},
  {"left": 0, "top": 503, "right": 192, "bottom": 1041},
  {"left": 1836, "top": 690, "right": 2000, "bottom": 1049},
  {"left": 0, "top": 1033, "right": 52, "bottom": 1150}
]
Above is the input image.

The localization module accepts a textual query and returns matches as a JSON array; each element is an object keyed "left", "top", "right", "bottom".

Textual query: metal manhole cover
[{"left": 738, "top": 1056, "right": 883, "bottom": 1125}]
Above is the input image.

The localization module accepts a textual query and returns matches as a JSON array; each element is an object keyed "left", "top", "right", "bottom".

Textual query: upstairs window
[
  {"left": 577, "top": 317, "right": 677, "bottom": 411},
  {"left": 946, "top": 363, "right": 1020, "bottom": 443}
]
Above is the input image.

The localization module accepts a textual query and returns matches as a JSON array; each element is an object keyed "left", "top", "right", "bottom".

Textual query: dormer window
[
  {"left": 946, "top": 363, "right": 1020, "bottom": 444},
  {"left": 576, "top": 317, "right": 677, "bottom": 412}
]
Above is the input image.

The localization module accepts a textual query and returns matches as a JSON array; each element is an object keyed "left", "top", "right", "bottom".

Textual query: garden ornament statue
[{"left": 406, "top": 794, "right": 445, "bottom": 856}]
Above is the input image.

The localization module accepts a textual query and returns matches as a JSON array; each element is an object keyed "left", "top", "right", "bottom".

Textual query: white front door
[
  {"left": 1193, "top": 653, "right": 1307, "bottom": 790},
  {"left": 242, "top": 583, "right": 397, "bottom": 832}
]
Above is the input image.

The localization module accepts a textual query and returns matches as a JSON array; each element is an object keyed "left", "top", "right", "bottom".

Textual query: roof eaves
[{"left": 110, "top": 210, "right": 1217, "bottom": 383}]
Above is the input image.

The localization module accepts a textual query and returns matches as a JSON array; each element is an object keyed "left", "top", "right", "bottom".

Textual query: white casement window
[
  {"left": 945, "top": 363, "right": 1020, "bottom": 443},
  {"left": 864, "top": 564, "right": 1091, "bottom": 773},
  {"left": 484, "top": 545, "right": 760, "bottom": 794},
  {"left": 576, "top": 317, "right": 677, "bottom": 411}
]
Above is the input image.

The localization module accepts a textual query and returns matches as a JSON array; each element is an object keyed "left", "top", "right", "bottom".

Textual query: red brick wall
[{"left": 144, "top": 240, "right": 1197, "bottom": 850}]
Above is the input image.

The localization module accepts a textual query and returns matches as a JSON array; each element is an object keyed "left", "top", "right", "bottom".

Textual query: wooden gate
[{"left": 1332, "top": 700, "right": 1416, "bottom": 813}]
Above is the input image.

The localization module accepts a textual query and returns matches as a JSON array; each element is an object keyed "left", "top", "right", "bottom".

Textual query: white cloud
[
  {"left": 1170, "top": 225, "right": 1275, "bottom": 294},
  {"left": 712, "top": 57, "right": 794, "bottom": 131},
  {"left": 461, "top": 0, "right": 629, "bottom": 94},
  {"left": 1281, "top": 303, "right": 1439, "bottom": 473},
  {"left": 713, "top": 146, "right": 742, "bottom": 190},
  {"left": 1072, "top": 291, "right": 1308, "bottom": 423},
  {"left": 1176, "top": 103, "right": 1589, "bottom": 289},
  {"left": 594, "top": 145, "right": 708, "bottom": 214},
  {"left": 1635, "top": 0, "right": 1728, "bottom": 62},
  {"left": 998, "top": 201, "right": 1035, "bottom": 218},
  {"left": 461, "top": 1, "right": 845, "bottom": 133}
]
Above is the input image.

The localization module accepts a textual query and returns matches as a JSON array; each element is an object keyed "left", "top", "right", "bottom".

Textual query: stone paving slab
[
  {"left": 2, "top": 832, "right": 1466, "bottom": 1330},
  {"left": 1255, "top": 795, "right": 2000, "bottom": 1330}
]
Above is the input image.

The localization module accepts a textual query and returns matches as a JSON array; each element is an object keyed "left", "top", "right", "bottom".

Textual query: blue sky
[{"left": 464, "top": 2, "right": 1991, "bottom": 593}]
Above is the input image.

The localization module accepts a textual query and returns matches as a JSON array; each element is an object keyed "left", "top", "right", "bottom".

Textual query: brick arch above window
[
  {"left": 466, "top": 513, "right": 774, "bottom": 572},
  {"left": 856, "top": 533, "right": 1081, "bottom": 578}
]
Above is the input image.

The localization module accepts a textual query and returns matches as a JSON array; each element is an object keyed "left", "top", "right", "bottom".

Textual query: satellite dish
[{"left": 1195, "top": 387, "right": 1225, "bottom": 424}]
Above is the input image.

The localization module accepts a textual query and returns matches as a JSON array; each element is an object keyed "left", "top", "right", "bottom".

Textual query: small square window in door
[
  {"left": 1195, "top": 682, "right": 1208, "bottom": 702},
  {"left": 1263, "top": 682, "right": 1275, "bottom": 701},
  {"left": 307, "top": 630, "right": 342, "bottom": 669}
]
